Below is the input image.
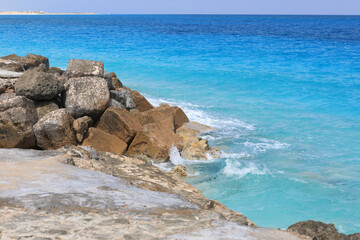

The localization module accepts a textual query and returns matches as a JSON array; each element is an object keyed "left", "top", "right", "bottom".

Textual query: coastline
[
  {"left": 0, "top": 53, "right": 359, "bottom": 239},
  {"left": 0, "top": 11, "right": 96, "bottom": 15}
]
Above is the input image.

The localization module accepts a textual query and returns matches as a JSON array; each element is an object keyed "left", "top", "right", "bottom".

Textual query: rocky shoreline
[{"left": 0, "top": 53, "right": 358, "bottom": 239}]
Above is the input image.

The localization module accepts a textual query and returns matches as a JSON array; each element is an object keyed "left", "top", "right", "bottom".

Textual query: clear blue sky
[{"left": 1, "top": 0, "right": 360, "bottom": 15}]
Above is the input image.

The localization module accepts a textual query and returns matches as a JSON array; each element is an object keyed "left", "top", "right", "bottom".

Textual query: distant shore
[{"left": 0, "top": 11, "right": 96, "bottom": 15}]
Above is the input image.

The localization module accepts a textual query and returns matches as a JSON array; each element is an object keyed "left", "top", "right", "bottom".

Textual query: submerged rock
[
  {"left": 65, "top": 76, "right": 110, "bottom": 118},
  {"left": 0, "top": 96, "right": 38, "bottom": 148},
  {"left": 83, "top": 127, "right": 127, "bottom": 154},
  {"left": 66, "top": 59, "right": 104, "bottom": 78},
  {"left": 168, "top": 165, "right": 188, "bottom": 177},
  {"left": 33, "top": 109, "right": 76, "bottom": 149}
]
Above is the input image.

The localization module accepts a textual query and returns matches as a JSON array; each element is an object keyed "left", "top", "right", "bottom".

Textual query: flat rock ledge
[{"left": 0, "top": 148, "right": 305, "bottom": 240}]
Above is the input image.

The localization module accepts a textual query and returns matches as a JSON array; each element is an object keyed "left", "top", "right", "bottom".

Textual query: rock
[
  {"left": 65, "top": 76, "right": 110, "bottom": 118},
  {"left": 48, "top": 67, "right": 65, "bottom": 75},
  {"left": 0, "top": 53, "right": 49, "bottom": 72},
  {"left": 104, "top": 72, "right": 123, "bottom": 90},
  {"left": 287, "top": 220, "right": 354, "bottom": 240},
  {"left": 0, "top": 92, "right": 16, "bottom": 101},
  {"left": 168, "top": 165, "right": 188, "bottom": 177},
  {"left": 15, "top": 65, "right": 63, "bottom": 100},
  {"left": 66, "top": 59, "right": 104, "bottom": 78},
  {"left": 22, "top": 53, "right": 49, "bottom": 71},
  {"left": 83, "top": 127, "right": 127, "bottom": 155},
  {"left": 176, "top": 122, "right": 219, "bottom": 160},
  {"left": 132, "top": 104, "right": 176, "bottom": 132},
  {"left": 0, "top": 77, "right": 17, "bottom": 94},
  {"left": 182, "top": 121, "right": 215, "bottom": 133},
  {"left": 172, "top": 106, "right": 189, "bottom": 129},
  {"left": 131, "top": 90, "right": 154, "bottom": 112},
  {"left": 108, "top": 98, "right": 124, "bottom": 108},
  {"left": 110, "top": 89, "right": 136, "bottom": 110},
  {"left": 73, "top": 116, "right": 93, "bottom": 143},
  {"left": 35, "top": 101, "right": 59, "bottom": 120},
  {"left": 0, "top": 96, "right": 38, "bottom": 148},
  {"left": 96, "top": 107, "right": 141, "bottom": 144},
  {"left": 33, "top": 109, "right": 76, "bottom": 149},
  {"left": 0, "top": 69, "right": 23, "bottom": 78},
  {"left": 127, "top": 123, "right": 183, "bottom": 162}
]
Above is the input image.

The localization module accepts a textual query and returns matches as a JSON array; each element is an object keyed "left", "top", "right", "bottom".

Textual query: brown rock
[
  {"left": 127, "top": 123, "right": 183, "bottom": 162},
  {"left": 66, "top": 59, "right": 104, "bottom": 78},
  {"left": 105, "top": 72, "right": 123, "bottom": 90},
  {"left": 48, "top": 67, "right": 65, "bottom": 75},
  {"left": 0, "top": 96, "right": 38, "bottom": 148},
  {"left": 172, "top": 106, "right": 189, "bottom": 129},
  {"left": 176, "top": 122, "right": 219, "bottom": 160},
  {"left": 287, "top": 220, "right": 351, "bottom": 240},
  {"left": 132, "top": 104, "right": 176, "bottom": 132},
  {"left": 97, "top": 107, "right": 141, "bottom": 144},
  {"left": 168, "top": 165, "right": 188, "bottom": 177},
  {"left": 33, "top": 109, "right": 76, "bottom": 150},
  {"left": 83, "top": 128, "right": 127, "bottom": 155},
  {"left": 35, "top": 101, "right": 59, "bottom": 120},
  {"left": 131, "top": 90, "right": 154, "bottom": 112},
  {"left": 0, "top": 53, "right": 49, "bottom": 72},
  {"left": 73, "top": 116, "right": 93, "bottom": 143}
]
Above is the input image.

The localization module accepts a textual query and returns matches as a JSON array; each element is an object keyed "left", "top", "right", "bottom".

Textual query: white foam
[
  {"left": 222, "top": 158, "right": 270, "bottom": 179},
  {"left": 146, "top": 96, "right": 255, "bottom": 130},
  {"left": 244, "top": 138, "right": 290, "bottom": 153}
]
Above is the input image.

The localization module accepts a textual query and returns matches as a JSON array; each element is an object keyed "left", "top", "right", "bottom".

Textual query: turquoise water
[{"left": 1, "top": 15, "right": 360, "bottom": 234}]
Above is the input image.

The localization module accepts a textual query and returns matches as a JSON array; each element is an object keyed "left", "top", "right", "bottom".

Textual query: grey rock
[
  {"left": 287, "top": 220, "right": 357, "bottom": 240},
  {"left": 65, "top": 76, "right": 110, "bottom": 118},
  {"left": 104, "top": 72, "right": 122, "bottom": 90},
  {"left": 15, "top": 66, "right": 63, "bottom": 100},
  {"left": 66, "top": 59, "right": 104, "bottom": 78},
  {"left": 108, "top": 98, "right": 125, "bottom": 108},
  {"left": 33, "top": 109, "right": 76, "bottom": 150},
  {"left": 0, "top": 92, "right": 16, "bottom": 101},
  {"left": 0, "top": 53, "right": 49, "bottom": 72},
  {"left": 110, "top": 89, "right": 136, "bottom": 110},
  {"left": 35, "top": 101, "right": 59, "bottom": 120},
  {"left": 0, "top": 96, "right": 38, "bottom": 148}
]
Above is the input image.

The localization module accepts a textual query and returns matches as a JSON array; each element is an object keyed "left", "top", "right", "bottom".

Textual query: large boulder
[
  {"left": 110, "top": 89, "right": 136, "bottom": 110},
  {"left": 287, "top": 220, "right": 358, "bottom": 240},
  {"left": 0, "top": 96, "right": 38, "bottom": 148},
  {"left": 15, "top": 65, "right": 63, "bottom": 101},
  {"left": 96, "top": 107, "right": 141, "bottom": 144},
  {"left": 33, "top": 109, "right": 76, "bottom": 150},
  {"left": 127, "top": 123, "right": 183, "bottom": 162},
  {"left": 83, "top": 127, "right": 127, "bottom": 155},
  {"left": 104, "top": 72, "right": 122, "bottom": 90},
  {"left": 131, "top": 90, "right": 154, "bottom": 112},
  {"left": 65, "top": 76, "right": 110, "bottom": 118},
  {"left": 132, "top": 104, "right": 188, "bottom": 132},
  {"left": 35, "top": 101, "right": 59, "bottom": 120},
  {"left": 66, "top": 59, "right": 104, "bottom": 78},
  {"left": 0, "top": 53, "right": 49, "bottom": 72}
]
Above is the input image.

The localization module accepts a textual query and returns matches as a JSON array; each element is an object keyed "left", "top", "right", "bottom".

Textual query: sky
[{"left": 0, "top": 0, "right": 360, "bottom": 15}]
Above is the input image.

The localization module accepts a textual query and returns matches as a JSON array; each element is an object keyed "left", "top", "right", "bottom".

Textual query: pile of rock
[{"left": 0, "top": 53, "right": 219, "bottom": 163}]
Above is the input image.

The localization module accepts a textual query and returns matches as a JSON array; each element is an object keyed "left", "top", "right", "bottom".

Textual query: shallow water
[{"left": 0, "top": 15, "right": 360, "bottom": 234}]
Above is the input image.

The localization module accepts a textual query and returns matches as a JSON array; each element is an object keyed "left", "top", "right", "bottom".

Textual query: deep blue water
[{"left": 1, "top": 15, "right": 360, "bottom": 234}]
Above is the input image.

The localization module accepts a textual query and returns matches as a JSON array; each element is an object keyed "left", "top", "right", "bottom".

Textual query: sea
[{"left": 0, "top": 15, "right": 359, "bottom": 234}]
